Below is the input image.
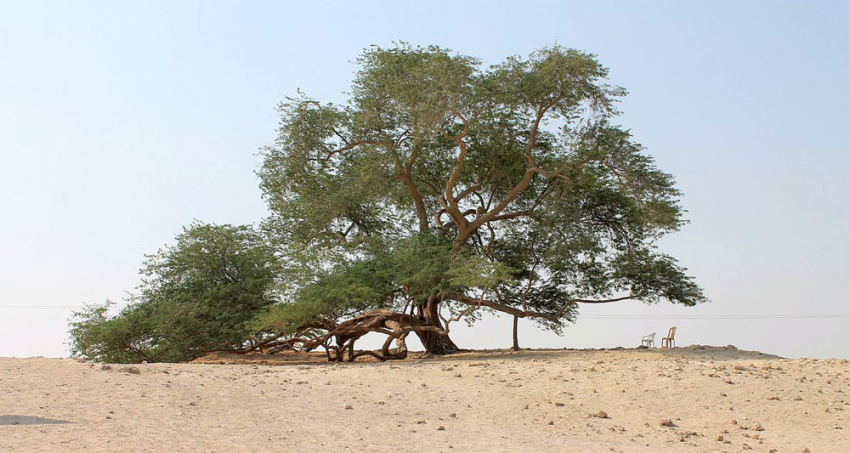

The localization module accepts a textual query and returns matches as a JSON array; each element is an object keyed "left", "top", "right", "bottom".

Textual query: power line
[
  {"left": 0, "top": 305, "right": 848, "bottom": 320},
  {"left": 579, "top": 314, "right": 850, "bottom": 319}
]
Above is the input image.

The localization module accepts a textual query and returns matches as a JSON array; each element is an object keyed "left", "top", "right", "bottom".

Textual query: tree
[
  {"left": 68, "top": 301, "right": 159, "bottom": 363},
  {"left": 68, "top": 222, "right": 281, "bottom": 362},
  {"left": 256, "top": 43, "right": 706, "bottom": 357}
]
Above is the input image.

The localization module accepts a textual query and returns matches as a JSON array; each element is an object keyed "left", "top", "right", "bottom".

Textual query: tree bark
[
  {"left": 414, "top": 294, "right": 460, "bottom": 354},
  {"left": 512, "top": 315, "right": 520, "bottom": 351}
]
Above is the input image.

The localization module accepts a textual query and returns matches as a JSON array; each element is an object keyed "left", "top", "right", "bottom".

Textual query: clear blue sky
[{"left": 1, "top": 1, "right": 848, "bottom": 358}]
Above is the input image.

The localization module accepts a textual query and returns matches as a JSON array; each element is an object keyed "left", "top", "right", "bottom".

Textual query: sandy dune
[{"left": 1, "top": 346, "right": 847, "bottom": 452}]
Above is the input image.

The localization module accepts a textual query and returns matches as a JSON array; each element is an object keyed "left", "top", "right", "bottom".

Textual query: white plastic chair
[{"left": 641, "top": 332, "right": 656, "bottom": 348}]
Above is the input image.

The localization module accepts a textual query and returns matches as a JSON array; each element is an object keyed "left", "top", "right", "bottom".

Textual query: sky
[{"left": 1, "top": 1, "right": 848, "bottom": 359}]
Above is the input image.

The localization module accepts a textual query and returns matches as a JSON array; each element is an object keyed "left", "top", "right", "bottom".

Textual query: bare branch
[
  {"left": 308, "top": 140, "right": 382, "bottom": 163},
  {"left": 444, "top": 292, "right": 646, "bottom": 321}
]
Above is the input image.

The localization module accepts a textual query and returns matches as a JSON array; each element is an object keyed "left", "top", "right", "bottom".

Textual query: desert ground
[{"left": 1, "top": 346, "right": 847, "bottom": 452}]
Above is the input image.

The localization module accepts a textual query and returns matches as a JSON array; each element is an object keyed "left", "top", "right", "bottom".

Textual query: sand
[{"left": 1, "top": 346, "right": 847, "bottom": 452}]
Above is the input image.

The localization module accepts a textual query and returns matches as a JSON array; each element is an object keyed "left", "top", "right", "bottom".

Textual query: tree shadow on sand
[{"left": 0, "top": 415, "right": 72, "bottom": 426}]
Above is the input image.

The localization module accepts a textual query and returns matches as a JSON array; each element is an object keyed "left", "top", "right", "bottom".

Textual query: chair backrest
[
  {"left": 667, "top": 326, "right": 677, "bottom": 339},
  {"left": 649, "top": 332, "right": 656, "bottom": 340}
]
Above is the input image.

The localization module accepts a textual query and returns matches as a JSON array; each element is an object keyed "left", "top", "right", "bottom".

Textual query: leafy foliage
[
  {"left": 70, "top": 43, "right": 706, "bottom": 361},
  {"left": 68, "top": 222, "right": 280, "bottom": 362},
  {"left": 257, "top": 43, "right": 706, "bottom": 345},
  {"left": 68, "top": 301, "right": 158, "bottom": 363}
]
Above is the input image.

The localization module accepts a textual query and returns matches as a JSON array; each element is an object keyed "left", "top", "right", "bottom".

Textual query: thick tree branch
[
  {"left": 451, "top": 104, "right": 552, "bottom": 250},
  {"left": 455, "top": 178, "right": 481, "bottom": 202},
  {"left": 390, "top": 141, "right": 430, "bottom": 232},
  {"left": 442, "top": 111, "right": 472, "bottom": 231}
]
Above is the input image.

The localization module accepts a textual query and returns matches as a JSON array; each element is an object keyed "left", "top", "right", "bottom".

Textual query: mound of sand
[{"left": 1, "top": 346, "right": 847, "bottom": 452}]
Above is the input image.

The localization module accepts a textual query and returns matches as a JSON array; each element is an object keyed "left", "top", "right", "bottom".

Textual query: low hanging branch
[
  {"left": 443, "top": 291, "right": 647, "bottom": 321},
  {"left": 262, "top": 309, "right": 451, "bottom": 362},
  {"left": 253, "top": 289, "right": 647, "bottom": 363}
]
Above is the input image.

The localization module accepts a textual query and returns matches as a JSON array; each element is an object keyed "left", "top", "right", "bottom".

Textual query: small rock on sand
[
  {"left": 659, "top": 419, "right": 674, "bottom": 427},
  {"left": 592, "top": 410, "right": 608, "bottom": 419}
]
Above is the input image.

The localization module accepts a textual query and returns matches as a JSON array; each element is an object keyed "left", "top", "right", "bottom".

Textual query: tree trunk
[
  {"left": 512, "top": 315, "right": 520, "bottom": 351},
  {"left": 418, "top": 328, "right": 460, "bottom": 354},
  {"left": 414, "top": 294, "right": 460, "bottom": 354}
]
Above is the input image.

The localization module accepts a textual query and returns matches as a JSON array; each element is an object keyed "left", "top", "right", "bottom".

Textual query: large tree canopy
[
  {"left": 256, "top": 44, "right": 706, "bottom": 358},
  {"left": 69, "top": 44, "right": 705, "bottom": 363}
]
